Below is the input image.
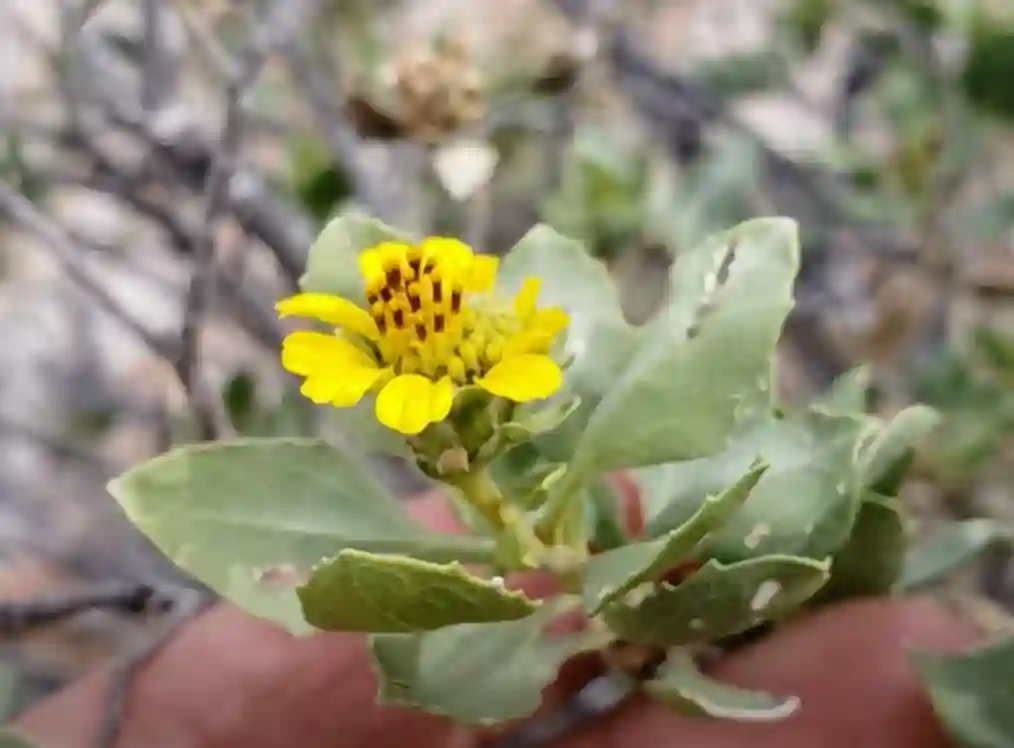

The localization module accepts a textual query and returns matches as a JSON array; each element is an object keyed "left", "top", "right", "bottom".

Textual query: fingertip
[
  {"left": 405, "top": 489, "right": 466, "bottom": 534},
  {"left": 607, "top": 472, "right": 644, "bottom": 536},
  {"left": 554, "top": 597, "right": 980, "bottom": 748}
]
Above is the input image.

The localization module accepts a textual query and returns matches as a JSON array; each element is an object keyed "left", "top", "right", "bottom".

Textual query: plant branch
[
  {"left": 0, "top": 180, "right": 178, "bottom": 361},
  {"left": 0, "top": 584, "right": 160, "bottom": 638},
  {"left": 175, "top": 0, "right": 312, "bottom": 441}
]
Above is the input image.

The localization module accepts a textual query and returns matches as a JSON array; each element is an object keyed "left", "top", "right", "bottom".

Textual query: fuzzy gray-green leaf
[
  {"left": 818, "top": 365, "right": 871, "bottom": 414},
  {"left": 912, "top": 635, "right": 1014, "bottom": 748},
  {"left": 299, "top": 212, "right": 411, "bottom": 301},
  {"left": 583, "top": 460, "right": 768, "bottom": 614},
  {"left": 640, "top": 410, "right": 864, "bottom": 563},
  {"left": 897, "top": 519, "right": 1012, "bottom": 593},
  {"left": 109, "top": 439, "right": 494, "bottom": 634},
  {"left": 497, "top": 224, "right": 638, "bottom": 462},
  {"left": 569, "top": 218, "right": 799, "bottom": 477},
  {"left": 369, "top": 604, "right": 594, "bottom": 725},
  {"left": 601, "top": 554, "right": 830, "bottom": 647},
  {"left": 816, "top": 493, "right": 908, "bottom": 603},
  {"left": 298, "top": 550, "right": 536, "bottom": 633},
  {"left": 645, "top": 650, "right": 800, "bottom": 722},
  {"left": 859, "top": 405, "right": 941, "bottom": 492}
]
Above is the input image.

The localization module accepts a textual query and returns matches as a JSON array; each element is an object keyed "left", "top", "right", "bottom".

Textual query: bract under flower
[{"left": 276, "top": 238, "right": 569, "bottom": 435}]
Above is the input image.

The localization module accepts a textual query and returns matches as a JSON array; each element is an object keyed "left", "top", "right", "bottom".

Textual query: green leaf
[
  {"left": 912, "top": 635, "right": 1014, "bottom": 748},
  {"left": 601, "top": 554, "right": 831, "bottom": 647},
  {"left": 322, "top": 395, "right": 414, "bottom": 458},
  {"left": 569, "top": 218, "right": 799, "bottom": 478},
  {"left": 0, "top": 731, "right": 40, "bottom": 748},
  {"left": 495, "top": 224, "right": 639, "bottom": 462},
  {"left": 499, "top": 395, "right": 581, "bottom": 444},
  {"left": 896, "top": 519, "right": 1012, "bottom": 593},
  {"left": 963, "top": 26, "right": 1014, "bottom": 122},
  {"left": 297, "top": 550, "right": 536, "bottom": 633},
  {"left": 299, "top": 213, "right": 412, "bottom": 302},
  {"left": 583, "top": 460, "right": 768, "bottom": 614},
  {"left": 640, "top": 410, "right": 865, "bottom": 563},
  {"left": 816, "top": 494, "right": 908, "bottom": 603},
  {"left": 370, "top": 602, "right": 596, "bottom": 725},
  {"left": 818, "top": 365, "right": 871, "bottom": 414},
  {"left": 975, "top": 326, "right": 1014, "bottom": 376},
  {"left": 223, "top": 371, "right": 257, "bottom": 432},
  {"left": 645, "top": 650, "right": 800, "bottom": 722},
  {"left": 288, "top": 135, "right": 354, "bottom": 224},
  {"left": 858, "top": 405, "right": 940, "bottom": 493},
  {"left": 781, "top": 0, "right": 836, "bottom": 53},
  {"left": 109, "top": 439, "right": 494, "bottom": 634}
]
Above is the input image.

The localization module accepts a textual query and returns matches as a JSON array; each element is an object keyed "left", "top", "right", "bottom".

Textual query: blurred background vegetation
[{"left": 1, "top": 0, "right": 1014, "bottom": 729}]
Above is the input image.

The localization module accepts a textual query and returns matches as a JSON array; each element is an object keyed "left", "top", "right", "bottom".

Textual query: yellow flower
[{"left": 276, "top": 238, "right": 569, "bottom": 435}]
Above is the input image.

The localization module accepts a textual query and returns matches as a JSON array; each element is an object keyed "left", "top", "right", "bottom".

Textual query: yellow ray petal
[
  {"left": 465, "top": 254, "right": 499, "bottom": 292},
  {"left": 375, "top": 374, "right": 450, "bottom": 435},
  {"left": 513, "top": 278, "right": 541, "bottom": 318},
  {"left": 359, "top": 242, "right": 412, "bottom": 288},
  {"left": 502, "top": 330, "right": 554, "bottom": 357},
  {"left": 298, "top": 369, "right": 386, "bottom": 407},
  {"left": 358, "top": 248, "right": 385, "bottom": 288},
  {"left": 422, "top": 237, "right": 474, "bottom": 268},
  {"left": 528, "top": 307, "right": 569, "bottom": 336},
  {"left": 281, "top": 331, "right": 379, "bottom": 377},
  {"left": 475, "top": 354, "right": 563, "bottom": 402},
  {"left": 276, "top": 293, "right": 380, "bottom": 341},
  {"left": 430, "top": 376, "right": 454, "bottom": 423}
]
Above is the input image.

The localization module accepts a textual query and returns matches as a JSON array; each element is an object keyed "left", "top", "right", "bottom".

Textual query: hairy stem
[{"left": 454, "top": 468, "right": 547, "bottom": 569}]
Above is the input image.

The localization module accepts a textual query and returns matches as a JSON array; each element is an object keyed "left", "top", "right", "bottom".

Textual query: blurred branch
[
  {"left": 71, "top": 134, "right": 283, "bottom": 348},
  {"left": 175, "top": 1, "right": 311, "bottom": 441},
  {"left": 0, "top": 413, "right": 107, "bottom": 475},
  {"left": 608, "top": 30, "right": 920, "bottom": 262},
  {"left": 282, "top": 42, "right": 396, "bottom": 220},
  {"left": 605, "top": 29, "right": 928, "bottom": 389},
  {"left": 0, "top": 583, "right": 161, "bottom": 638},
  {"left": 96, "top": 92, "right": 312, "bottom": 285},
  {"left": 140, "top": 0, "right": 182, "bottom": 112},
  {"left": 0, "top": 181, "right": 178, "bottom": 360}
]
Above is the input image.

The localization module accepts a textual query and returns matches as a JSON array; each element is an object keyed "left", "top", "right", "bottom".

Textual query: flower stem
[{"left": 454, "top": 468, "right": 547, "bottom": 569}]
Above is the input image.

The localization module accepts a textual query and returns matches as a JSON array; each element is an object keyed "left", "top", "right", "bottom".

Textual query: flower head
[{"left": 276, "top": 238, "right": 569, "bottom": 435}]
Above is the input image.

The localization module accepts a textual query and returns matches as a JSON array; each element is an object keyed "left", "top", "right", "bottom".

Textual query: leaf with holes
[
  {"left": 601, "top": 554, "right": 830, "bottom": 647},
  {"left": 567, "top": 218, "right": 799, "bottom": 480},
  {"left": 645, "top": 650, "right": 800, "bottom": 722},
  {"left": 583, "top": 460, "right": 768, "bottom": 614},
  {"left": 299, "top": 212, "right": 412, "bottom": 302},
  {"left": 638, "top": 410, "right": 865, "bottom": 563},
  {"left": 912, "top": 635, "right": 1014, "bottom": 748},
  {"left": 896, "top": 519, "right": 1012, "bottom": 593},
  {"left": 496, "top": 224, "right": 639, "bottom": 463},
  {"left": 109, "top": 439, "right": 495, "bottom": 634},
  {"left": 297, "top": 550, "right": 536, "bottom": 633},
  {"left": 815, "top": 493, "right": 908, "bottom": 604},
  {"left": 370, "top": 602, "right": 598, "bottom": 724}
]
